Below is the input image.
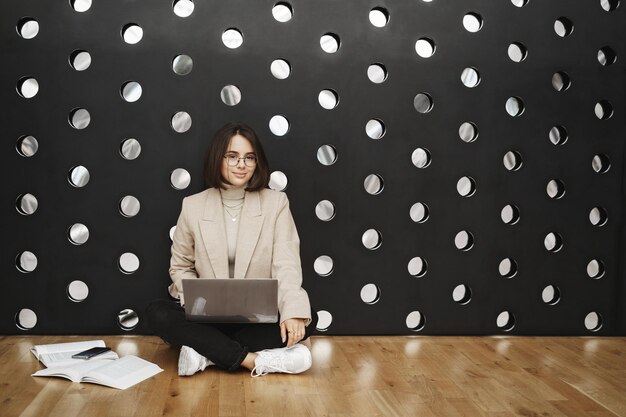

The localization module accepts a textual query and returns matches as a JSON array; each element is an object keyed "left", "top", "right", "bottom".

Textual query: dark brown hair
[{"left": 203, "top": 122, "right": 270, "bottom": 191}]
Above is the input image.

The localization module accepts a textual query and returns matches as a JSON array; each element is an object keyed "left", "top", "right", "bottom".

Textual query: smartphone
[{"left": 71, "top": 347, "right": 112, "bottom": 359}]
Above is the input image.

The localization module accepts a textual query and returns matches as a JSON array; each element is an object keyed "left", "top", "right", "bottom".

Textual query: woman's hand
[{"left": 280, "top": 318, "right": 306, "bottom": 347}]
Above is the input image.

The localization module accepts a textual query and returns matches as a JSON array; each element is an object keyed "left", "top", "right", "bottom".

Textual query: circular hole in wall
[
  {"left": 271, "top": 59, "right": 291, "bottom": 79},
  {"left": 463, "top": 12, "right": 483, "bottom": 32},
  {"left": 365, "top": 119, "right": 385, "bottom": 139},
  {"left": 70, "top": 0, "right": 92, "bottom": 12},
  {"left": 367, "top": 63, "right": 388, "bottom": 83},
  {"left": 546, "top": 179, "right": 566, "bottom": 199},
  {"left": 412, "top": 148, "right": 432, "bottom": 168},
  {"left": 406, "top": 311, "right": 425, "bottom": 331},
  {"left": 68, "top": 223, "right": 89, "bottom": 245},
  {"left": 414, "top": 93, "right": 434, "bottom": 113},
  {"left": 454, "top": 231, "right": 474, "bottom": 251},
  {"left": 16, "top": 193, "right": 38, "bottom": 215},
  {"left": 496, "top": 311, "right": 515, "bottom": 331},
  {"left": 16, "top": 135, "right": 39, "bottom": 157},
  {"left": 121, "top": 81, "right": 142, "bottom": 102},
  {"left": 122, "top": 23, "right": 143, "bottom": 44},
  {"left": 452, "top": 284, "right": 472, "bottom": 305},
  {"left": 67, "top": 280, "right": 89, "bottom": 302},
  {"left": 586, "top": 259, "right": 605, "bottom": 279},
  {"left": 362, "top": 229, "right": 382, "bottom": 250},
  {"left": 459, "top": 122, "right": 478, "bottom": 142},
  {"left": 269, "top": 171, "right": 288, "bottom": 191},
  {"left": 315, "top": 200, "right": 336, "bottom": 221},
  {"left": 272, "top": 2, "right": 293, "bottom": 22},
  {"left": 584, "top": 312, "right": 602, "bottom": 332},
  {"left": 269, "top": 115, "right": 290, "bottom": 136},
  {"left": 501, "top": 204, "right": 520, "bottom": 225},
  {"left": 498, "top": 258, "right": 518, "bottom": 278},
  {"left": 456, "top": 176, "right": 476, "bottom": 197},
  {"left": 171, "top": 111, "right": 192, "bottom": 133},
  {"left": 16, "top": 251, "right": 38, "bottom": 273},
  {"left": 17, "top": 17, "right": 39, "bottom": 39},
  {"left": 542, "top": 285, "right": 561, "bottom": 305},
  {"left": 364, "top": 174, "right": 384, "bottom": 195},
  {"left": 320, "top": 33, "right": 340, "bottom": 53},
  {"left": 551, "top": 71, "right": 571, "bottom": 92},
  {"left": 118, "top": 309, "right": 139, "bottom": 330},
  {"left": 511, "top": 0, "right": 529, "bottom": 6},
  {"left": 594, "top": 100, "right": 613, "bottom": 120},
  {"left": 508, "top": 42, "right": 528, "bottom": 62},
  {"left": 314, "top": 255, "right": 334, "bottom": 276},
  {"left": 554, "top": 17, "right": 574, "bottom": 37},
  {"left": 592, "top": 154, "right": 610, "bottom": 173},
  {"left": 410, "top": 202, "right": 430, "bottom": 223},
  {"left": 369, "top": 7, "right": 389, "bottom": 27},
  {"left": 316, "top": 310, "right": 333, "bottom": 331},
  {"left": 69, "top": 108, "right": 91, "bottom": 129},
  {"left": 544, "top": 232, "right": 563, "bottom": 252},
  {"left": 597, "top": 46, "right": 617, "bottom": 66},
  {"left": 69, "top": 50, "right": 91, "bottom": 71},
  {"left": 120, "top": 138, "right": 141, "bottom": 160},
  {"left": 119, "top": 253, "right": 140, "bottom": 274},
  {"left": 600, "top": 0, "right": 620, "bottom": 12},
  {"left": 68, "top": 166, "right": 90, "bottom": 188},
  {"left": 589, "top": 207, "right": 608, "bottom": 227},
  {"left": 408, "top": 257, "right": 428, "bottom": 277},
  {"left": 461, "top": 67, "right": 480, "bottom": 88},
  {"left": 505, "top": 97, "right": 525, "bottom": 117},
  {"left": 549, "top": 125, "right": 568, "bottom": 145},
  {"left": 119, "top": 195, "right": 141, "bottom": 217},
  {"left": 415, "top": 38, "right": 436, "bottom": 58},
  {"left": 361, "top": 284, "right": 381, "bottom": 304},
  {"left": 173, "top": 0, "right": 194, "bottom": 17},
  {"left": 317, "top": 145, "right": 337, "bottom": 166},
  {"left": 16, "top": 308, "right": 37, "bottom": 330},
  {"left": 222, "top": 28, "right": 243, "bottom": 49},
  {"left": 17, "top": 77, "right": 39, "bottom": 99},
  {"left": 170, "top": 168, "right": 191, "bottom": 190},
  {"left": 318, "top": 89, "right": 339, "bottom": 109},
  {"left": 172, "top": 54, "right": 193, "bottom": 75},
  {"left": 220, "top": 85, "right": 242, "bottom": 106}
]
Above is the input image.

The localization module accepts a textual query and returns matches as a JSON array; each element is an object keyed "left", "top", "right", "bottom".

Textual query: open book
[
  {"left": 32, "top": 355, "right": 163, "bottom": 390},
  {"left": 31, "top": 340, "right": 119, "bottom": 368}
]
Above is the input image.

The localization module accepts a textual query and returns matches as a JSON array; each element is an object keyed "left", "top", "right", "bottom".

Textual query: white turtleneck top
[{"left": 219, "top": 184, "right": 246, "bottom": 278}]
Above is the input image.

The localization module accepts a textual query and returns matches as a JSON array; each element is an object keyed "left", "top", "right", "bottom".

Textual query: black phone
[{"left": 71, "top": 347, "right": 112, "bottom": 359}]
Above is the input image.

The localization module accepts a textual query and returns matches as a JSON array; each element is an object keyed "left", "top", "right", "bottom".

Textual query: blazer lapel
[
  {"left": 234, "top": 191, "right": 264, "bottom": 278},
  {"left": 199, "top": 188, "right": 229, "bottom": 279}
]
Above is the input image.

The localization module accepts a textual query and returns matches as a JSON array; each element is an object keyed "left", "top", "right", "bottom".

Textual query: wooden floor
[{"left": 0, "top": 335, "right": 625, "bottom": 417}]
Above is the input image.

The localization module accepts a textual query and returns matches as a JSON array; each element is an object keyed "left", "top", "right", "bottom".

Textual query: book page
[
  {"left": 30, "top": 340, "right": 105, "bottom": 363},
  {"left": 32, "top": 358, "right": 112, "bottom": 383},
  {"left": 83, "top": 356, "right": 163, "bottom": 390},
  {"left": 38, "top": 350, "right": 118, "bottom": 368}
]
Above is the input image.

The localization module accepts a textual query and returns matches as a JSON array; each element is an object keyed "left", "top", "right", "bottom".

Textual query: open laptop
[{"left": 182, "top": 278, "right": 278, "bottom": 323}]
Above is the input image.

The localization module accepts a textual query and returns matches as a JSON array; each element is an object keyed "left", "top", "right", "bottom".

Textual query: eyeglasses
[{"left": 224, "top": 154, "right": 257, "bottom": 167}]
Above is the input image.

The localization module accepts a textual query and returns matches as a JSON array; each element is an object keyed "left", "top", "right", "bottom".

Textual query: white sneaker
[
  {"left": 178, "top": 345, "right": 214, "bottom": 376},
  {"left": 251, "top": 344, "right": 312, "bottom": 377}
]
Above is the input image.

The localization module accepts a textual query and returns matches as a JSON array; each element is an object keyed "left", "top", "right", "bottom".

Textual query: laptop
[{"left": 182, "top": 278, "right": 278, "bottom": 323}]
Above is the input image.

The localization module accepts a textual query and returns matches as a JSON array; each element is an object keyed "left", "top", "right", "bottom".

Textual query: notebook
[{"left": 182, "top": 278, "right": 278, "bottom": 323}]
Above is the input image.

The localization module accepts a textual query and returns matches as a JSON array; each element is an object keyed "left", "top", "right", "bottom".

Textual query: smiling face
[{"left": 220, "top": 134, "right": 257, "bottom": 187}]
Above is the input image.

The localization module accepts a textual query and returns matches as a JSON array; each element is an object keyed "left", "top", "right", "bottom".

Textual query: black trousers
[{"left": 145, "top": 299, "right": 317, "bottom": 371}]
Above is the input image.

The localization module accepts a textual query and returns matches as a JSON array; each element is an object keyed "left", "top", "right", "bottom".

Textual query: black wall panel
[{"left": 1, "top": 0, "right": 624, "bottom": 335}]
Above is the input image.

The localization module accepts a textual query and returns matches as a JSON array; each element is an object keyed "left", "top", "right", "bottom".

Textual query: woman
[{"left": 146, "top": 122, "right": 316, "bottom": 377}]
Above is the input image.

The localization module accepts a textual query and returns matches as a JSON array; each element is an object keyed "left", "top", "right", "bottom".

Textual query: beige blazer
[{"left": 169, "top": 187, "right": 311, "bottom": 324}]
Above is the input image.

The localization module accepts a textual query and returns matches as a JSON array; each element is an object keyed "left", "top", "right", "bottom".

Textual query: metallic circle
[
  {"left": 454, "top": 230, "right": 474, "bottom": 251},
  {"left": 544, "top": 232, "right": 563, "bottom": 252},
  {"left": 411, "top": 148, "right": 431, "bottom": 168},
  {"left": 584, "top": 312, "right": 602, "bottom": 332},
  {"left": 122, "top": 24, "right": 143, "bottom": 44},
  {"left": 170, "top": 168, "right": 191, "bottom": 190},
  {"left": 413, "top": 93, "right": 433, "bottom": 113},
  {"left": 269, "top": 115, "right": 289, "bottom": 136},
  {"left": 600, "top": 0, "right": 620, "bottom": 11},
  {"left": 367, "top": 63, "right": 387, "bottom": 83},
  {"left": 587, "top": 259, "right": 605, "bottom": 279},
  {"left": 17, "top": 18, "right": 39, "bottom": 39},
  {"left": 410, "top": 202, "right": 429, "bottom": 223},
  {"left": 271, "top": 59, "right": 291, "bottom": 79},
  {"left": 317, "top": 145, "right": 337, "bottom": 166},
  {"left": 592, "top": 154, "right": 610, "bottom": 174},
  {"left": 172, "top": 54, "right": 193, "bottom": 75},
  {"left": 594, "top": 100, "right": 613, "bottom": 120},
  {"left": 120, "top": 138, "right": 141, "bottom": 160},
  {"left": 408, "top": 257, "right": 427, "bottom": 277},
  {"left": 318, "top": 89, "right": 338, "bottom": 109},
  {"left": 17, "top": 77, "right": 39, "bottom": 98},
  {"left": 501, "top": 204, "right": 520, "bottom": 225},
  {"left": 459, "top": 122, "right": 478, "bottom": 142},
  {"left": 452, "top": 284, "right": 471, "bottom": 304},
  {"left": 173, "top": 0, "right": 194, "bottom": 17},
  {"left": 369, "top": 8, "right": 389, "bottom": 27},
  {"left": 503, "top": 151, "right": 522, "bottom": 171},
  {"left": 119, "top": 252, "right": 140, "bottom": 274},
  {"left": 16, "top": 308, "right": 37, "bottom": 330},
  {"left": 362, "top": 229, "right": 382, "bottom": 250},
  {"left": 222, "top": 28, "right": 243, "bottom": 49},
  {"left": 120, "top": 195, "right": 141, "bottom": 217},
  {"left": 71, "top": 0, "right": 92, "bottom": 12},
  {"left": 68, "top": 165, "right": 90, "bottom": 188},
  {"left": 508, "top": 42, "right": 527, "bottom": 62},
  {"left": 546, "top": 179, "right": 566, "bottom": 199},
  {"left": 365, "top": 119, "right": 385, "bottom": 139},
  {"left": 169, "top": 226, "right": 176, "bottom": 241},
  {"left": 17, "top": 251, "right": 38, "bottom": 273},
  {"left": 17, "top": 193, "right": 38, "bottom": 215},
  {"left": 456, "top": 176, "right": 476, "bottom": 197},
  {"left": 461, "top": 67, "right": 480, "bottom": 88},
  {"left": 67, "top": 280, "right": 89, "bottom": 302},
  {"left": 589, "top": 207, "right": 608, "bottom": 226},
  {"left": 498, "top": 258, "right": 517, "bottom": 278},
  {"left": 171, "top": 111, "right": 192, "bottom": 133},
  {"left": 554, "top": 17, "right": 574, "bottom": 37},
  {"left": 121, "top": 81, "right": 142, "bottom": 102},
  {"left": 16, "top": 135, "right": 38, "bottom": 157},
  {"left": 542, "top": 285, "right": 560, "bottom": 305},
  {"left": 549, "top": 126, "right": 568, "bottom": 145},
  {"left": 364, "top": 174, "right": 384, "bottom": 195},
  {"left": 511, "top": 0, "right": 529, "bottom": 6},
  {"left": 505, "top": 97, "right": 524, "bottom": 117},
  {"left": 269, "top": 171, "right": 288, "bottom": 191},
  {"left": 320, "top": 33, "right": 340, "bottom": 53},
  {"left": 118, "top": 309, "right": 139, "bottom": 330},
  {"left": 68, "top": 223, "right": 89, "bottom": 245},
  {"left": 360, "top": 284, "right": 381, "bottom": 304},
  {"left": 315, "top": 200, "right": 336, "bottom": 221},
  {"left": 552, "top": 71, "right": 571, "bottom": 91},
  {"left": 316, "top": 310, "right": 333, "bottom": 331},
  {"left": 597, "top": 46, "right": 617, "bottom": 66},
  {"left": 496, "top": 311, "right": 515, "bottom": 331},
  {"left": 70, "top": 50, "right": 91, "bottom": 71},
  {"left": 406, "top": 311, "right": 425, "bottom": 331},
  {"left": 69, "top": 108, "right": 91, "bottom": 129},
  {"left": 272, "top": 2, "right": 293, "bottom": 22},
  {"left": 463, "top": 12, "right": 483, "bottom": 32},
  {"left": 415, "top": 38, "right": 435, "bottom": 58},
  {"left": 314, "top": 255, "right": 334, "bottom": 276},
  {"left": 220, "top": 85, "right": 242, "bottom": 106}
]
